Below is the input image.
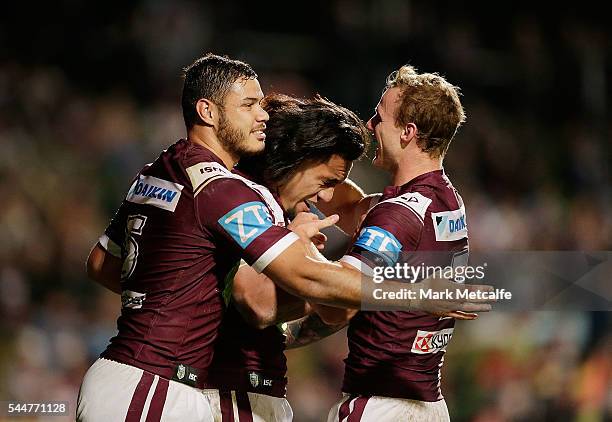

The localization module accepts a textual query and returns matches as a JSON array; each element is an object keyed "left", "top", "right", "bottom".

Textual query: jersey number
[{"left": 121, "top": 215, "right": 148, "bottom": 280}]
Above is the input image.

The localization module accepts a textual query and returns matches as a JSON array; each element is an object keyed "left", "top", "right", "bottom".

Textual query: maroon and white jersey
[
  {"left": 206, "top": 170, "right": 290, "bottom": 398},
  {"left": 340, "top": 170, "right": 468, "bottom": 401},
  {"left": 98, "top": 139, "right": 298, "bottom": 387}
]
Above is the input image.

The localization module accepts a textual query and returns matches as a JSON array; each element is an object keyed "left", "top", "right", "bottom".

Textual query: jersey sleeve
[
  {"left": 99, "top": 201, "right": 129, "bottom": 258},
  {"left": 196, "top": 178, "right": 299, "bottom": 273},
  {"left": 98, "top": 170, "right": 151, "bottom": 258},
  {"left": 340, "top": 202, "right": 423, "bottom": 275}
]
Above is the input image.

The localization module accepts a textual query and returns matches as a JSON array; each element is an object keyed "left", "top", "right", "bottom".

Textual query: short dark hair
[
  {"left": 238, "top": 94, "right": 370, "bottom": 186},
  {"left": 181, "top": 53, "right": 257, "bottom": 128}
]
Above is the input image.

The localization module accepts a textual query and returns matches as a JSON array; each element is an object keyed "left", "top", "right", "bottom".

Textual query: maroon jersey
[
  {"left": 206, "top": 170, "right": 290, "bottom": 397},
  {"left": 97, "top": 139, "right": 298, "bottom": 387},
  {"left": 340, "top": 170, "right": 468, "bottom": 401}
]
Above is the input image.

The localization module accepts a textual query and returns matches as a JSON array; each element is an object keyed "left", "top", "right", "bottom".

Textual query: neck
[
  {"left": 391, "top": 153, "right": 442, "bottom": 186},
  {"left": 187, "top": 127, "right": 238, "bottom": 169}
]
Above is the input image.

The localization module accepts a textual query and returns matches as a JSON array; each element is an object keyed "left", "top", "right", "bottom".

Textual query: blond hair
[{"left": 386, "top": 65, "right": 466, "bottom": 158}]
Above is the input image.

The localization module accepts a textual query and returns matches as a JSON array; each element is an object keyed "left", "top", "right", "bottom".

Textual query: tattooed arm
[{"left": 283, "top": 312, "right": 353, "bottom": 350}]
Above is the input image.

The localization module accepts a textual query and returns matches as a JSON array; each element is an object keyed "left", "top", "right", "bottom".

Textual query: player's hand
[
  {"left": 288, "top": 212, "right": 339, "bottom": 250},
  {"left": 410, "top": 276, "right": 495, "bottom": 318}
]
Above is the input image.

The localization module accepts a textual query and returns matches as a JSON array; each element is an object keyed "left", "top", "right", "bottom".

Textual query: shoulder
[
  {"left": 371, "top": 190, "right": 433, "bottom": 225},
  {"left": 185, "top": 160, "right": 235, "bottom": 196}
]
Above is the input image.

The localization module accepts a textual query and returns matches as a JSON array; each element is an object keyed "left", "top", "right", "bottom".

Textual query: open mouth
[{"left": 252, "top": 130, "right": 266, "bottom": 141}]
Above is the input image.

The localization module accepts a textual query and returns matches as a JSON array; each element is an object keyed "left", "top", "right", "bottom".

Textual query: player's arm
[
  {"left": 310, "top": 303, "right": 358, "bottom": 325},
  {"left": 231, "top": 210, "right": 345, "bottom": 328},
  {"left": 86, "top": 199, "right": 129, "bottom": 295},
  {"left": 86, "top": 242, "right": 121, "bottom": 294},
  {"left": 282, "top": 312, "right": 349, "bottom": 349},
  {"left": 202, "top": 179, "right": 494, "bottom": 314},
  {"left": 316, "top": 178, "right": 380, "bottom": 235},
  {"left": 232, "top": 264, "right": 311, "bottom": 329}
]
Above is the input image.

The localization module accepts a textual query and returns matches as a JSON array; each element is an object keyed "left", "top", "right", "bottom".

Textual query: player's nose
[{"left": 256, "top": 105, "right": 269, "bottom": 122}]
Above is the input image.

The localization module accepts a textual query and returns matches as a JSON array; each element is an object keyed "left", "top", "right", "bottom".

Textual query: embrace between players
[{"left": 77, "top": 53, "right": 493, "bottom": 422}]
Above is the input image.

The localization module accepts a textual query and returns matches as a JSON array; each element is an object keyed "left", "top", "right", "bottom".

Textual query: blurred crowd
[{"left": 0, "top": 1, "right": 610, "bottom": 421}]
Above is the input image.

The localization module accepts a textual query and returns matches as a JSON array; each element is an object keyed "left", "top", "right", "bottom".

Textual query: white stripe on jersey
[
  {"left": 252, "top": 232, "right": 300, "bottom": 273},
  {"left": 340, "top": 255, "right": 374, "bottom": 276},
  {"left": 99, "top": 234, "right": 122, "bottom": 258}
]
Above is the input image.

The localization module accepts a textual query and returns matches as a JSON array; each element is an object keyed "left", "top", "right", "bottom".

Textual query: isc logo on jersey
[
  {"left": 219, "top": 201, "right": 273, "bottom": 248},
  {"left": 411, "top": 328, "right": 454, "bottom": 354},
  {"left": 431, "top": 206, "right": 467, "bottom": 242},
  {"left": 354, "top": 226, "right": 402, "bottom": 266},
  {"left": 126, "top": 175, "right": 184, "bottom": 212}
]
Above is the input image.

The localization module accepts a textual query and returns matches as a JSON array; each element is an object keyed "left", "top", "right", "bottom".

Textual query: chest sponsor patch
[
  {"left": 431, "top": 206, "right": 467, "bottom": 242},
  {"left": 353, "top": 226, "right": 402, "bottom": 266},
  {"left": 411, "top": 328, "right": 454, "bottom": 354},
  {"left": 126, "top": 174, "right": 184, "bottom": 212},
  {"left": 219, "top": 201, "right": 273, "bottom": 248}
]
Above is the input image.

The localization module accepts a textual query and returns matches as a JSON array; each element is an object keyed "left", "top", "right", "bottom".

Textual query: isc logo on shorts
[
  {"left": 354, "top": 226, "right": 402, "bottom": 266},
  {"left": 219, "top": 201, "right": 273, "bottom": 248},
  {"left": 411, "top": 328, "right": 454, "bottom": 354}
]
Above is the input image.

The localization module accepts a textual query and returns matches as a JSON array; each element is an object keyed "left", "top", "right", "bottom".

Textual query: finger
[
  {"left": 315, "top": 214, "right": 339, "bottom": 229},
  {"left": 464, "top": 284, "right": 494, "bottom": 293},
  {"left": 445, "top": 311, "right": 478, "bottom": 320},
  {"left": 457, "top": 303, "right": 492, "bottom": 313},
  {"left": 312, "top": 233, "right": 327, "bottom": 244},
  {"left": 293, "top": 212, "right": 318, "bottom": 223}
]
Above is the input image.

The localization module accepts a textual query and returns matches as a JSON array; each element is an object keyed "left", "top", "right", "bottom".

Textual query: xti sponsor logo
[
  {"left": 354, "top": 226, "right": 402, "bottom": 265},
  {"left": 126, "top": 175, "right": 184, "bottom": 212},
  {"left": 219, "top": 201, "right": 273, "bottom": 248},
  {"left": 411, "top": 328, "right": 454, "bottom": 354}
]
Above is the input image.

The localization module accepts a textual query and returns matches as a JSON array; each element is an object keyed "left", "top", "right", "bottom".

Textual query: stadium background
[{"left": 1, "top": 1, "right": 610, "bottom": 421}]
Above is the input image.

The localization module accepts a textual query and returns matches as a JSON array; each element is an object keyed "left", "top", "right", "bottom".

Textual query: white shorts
[
  {"left": 208, "top": 390, "right": 293, "bottom": 422},
  {"left": 327, "top": 394, "right": 450, "bottom": 422},
  {"left": 77, "top": 358, "right": 215, "bottom": 422}
]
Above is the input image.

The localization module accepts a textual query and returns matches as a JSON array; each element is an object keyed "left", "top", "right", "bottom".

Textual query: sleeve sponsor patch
[
  {"left": 218, "top": 201, "right": 274, "bottom": 248},
  {"left": 431, "top": 205, "right": 467, "bottom": 242},
  {"left": 125, "top": 175, "right": 184, "bottom": 212},
  {"left": 353, "top": 226, "right": 402, "bottom": 266},
  {"left": 186, "top": 162, "right": 231, "bottom": 195},
  {"left": 378, "top": 192, "right": 432, "bottom": 222}
]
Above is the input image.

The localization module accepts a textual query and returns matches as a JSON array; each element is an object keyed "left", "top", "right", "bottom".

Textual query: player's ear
[
  {"left": 195, "top": 99, "right": 218, "bottom": 127},
  {"left": 400, "top": 123, "right": 417, "bottom": 148}
]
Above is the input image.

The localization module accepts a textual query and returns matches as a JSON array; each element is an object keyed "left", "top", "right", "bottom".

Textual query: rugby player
[
  {"left": 204, "top": 93, "right": 369, "bottom": 421},
  {"left": 319, "top": 65, "right": 471, "bottom": 421},
  {"left": 78, "top": 54, "right": 490, "bottom": 421}
]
